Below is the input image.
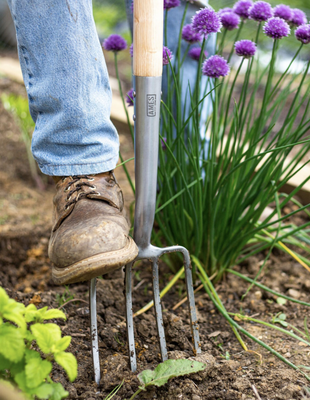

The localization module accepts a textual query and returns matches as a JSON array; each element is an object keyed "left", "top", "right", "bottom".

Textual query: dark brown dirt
[{"left": 1, "top": 75, "right": 310, "bottom": 400}]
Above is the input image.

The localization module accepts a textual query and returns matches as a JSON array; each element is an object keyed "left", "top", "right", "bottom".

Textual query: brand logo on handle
[{"left": 147, "top": 94, "right": 156, "bottom": 117}]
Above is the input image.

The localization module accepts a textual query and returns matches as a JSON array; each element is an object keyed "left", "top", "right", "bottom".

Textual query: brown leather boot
[{"left": 48, "top": 171, "right": 138, "bottom": 285}]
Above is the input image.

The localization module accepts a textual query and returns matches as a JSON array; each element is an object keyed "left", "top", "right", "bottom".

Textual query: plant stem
[
  {"left": 229, "top": 313, "right": 310, "bottom": 346},
  {"left": 261, "top": 228, "right": 310, "bottom": 273},
  {"left": 129, "top": 388, "right": 143, "bottom": 400},
  {"left": 227, "top": 269, "right": 310, "bottom": 307}
]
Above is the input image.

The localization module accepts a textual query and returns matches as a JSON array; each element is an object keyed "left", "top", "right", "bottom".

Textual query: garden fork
[
  {"left": 88, "top": 0, "right": 201, "bottom": 384},
  {"left": 125, "top": 0, "right": 201, "bottom": 372}
]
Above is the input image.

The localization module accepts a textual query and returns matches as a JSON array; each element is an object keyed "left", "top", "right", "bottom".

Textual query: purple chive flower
[
  {"left": 130, "top": 43, "right": 133, "bottom": 57},
  {"left": 131, "top": 0, "right": 134, "bottom": 13},
  {"left": 161, "top": 137, "right": 167, "bottom": 150},
  {"left": 233, "top": 0, "right": 254, "bottom": 19},
  {"left": 249, "top": 1, "right": 273, "bottom": 22},
  {"left": 218, "top": 7, "right": 234, "bottom": 16},
  {"left": 273, "top": 4, "right": 293, "bottom": 22},
  {"left": 192, "top": 8, "right": 222, "bottom": 36},
  {"left": 103, "top": 34, "right": 127, "bottom": 52},
  {"left": 163, "top": 46, "right": 173, "bottom": 65},
  {"left": 295, "top": 24, "right": 310, "bottom": 44},
  {"left": 263, "top": 17, "right": 290, "bottom": 39},
  {"left": 126, "top": 88, "right": 134, "bottom": 107},
  {"left": 202, "top": 55, "right": 230, "bottom": 78},
  {"left": 235, "top": 40, "right": 257, "bottom": 58},
  {"left": 291, "top": 9, "right": 308, "bottom": 27},
  {"left": 164, "top": 0, "right": 180, "bottom": 10},
  {"left": 182, "top": 24, "right": 202, "bottom": 43},
  {"left": 188, "top": 47, "right": 208, "bottom": 61},
  {"left": 220, "top": 11, "right": 241, "bottom": 30}
]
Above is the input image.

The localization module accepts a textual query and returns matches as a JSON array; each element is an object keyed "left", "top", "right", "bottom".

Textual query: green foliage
[
  {"left": 129, "top": 359, "right": 206, "bottom": 399},
  {"left": 153, "top": 4, "right": 310, "bottom": 279},
  {"left": 0, "top": 287, "right": 77, "bottom": 399},
  {"left": 1, "top": 94, "right": 42, "bottom": 187},
  {"left": 92, "top": 2, "right": 127, "bottom": 38}
]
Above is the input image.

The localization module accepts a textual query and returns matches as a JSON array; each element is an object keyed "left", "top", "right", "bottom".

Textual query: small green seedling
[
  {"left": 55, "top": 286, "right": 75, "bottom": 307},
  {"left": 128, "top": 359, "right": 206, "bottom": 399},
  {"left": 113, "top": 333, "right": 124, "bottom": 346},
  {"left": 276, "top": 297, "right": 287, "bottom": 306},
  {"left": 271, "top": 313, "right": 288, "bottom": 327},
  {"left": 0, "top": 287, "right": 77, "bottom": 399},
  {"left": 220, "top": 351, "right": 231, "bottom": 360},
  {"left": 104, "top": 379, "right": 124, "bottom": 400}
]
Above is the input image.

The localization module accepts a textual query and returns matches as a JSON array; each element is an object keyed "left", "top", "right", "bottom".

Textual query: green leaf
[
  {"left": 276, "top": 297, "right": 287, "bottom": 305},
  {"left": 54, "top": 336, "right": 71, "bottom": 353},
  {"left": 25, "top": 304, "right": 38, "bottom": 323},
  {"left": 25, "top": 350, "right": 52, "bottom": 388},
  {"left": 10, "top": 360, "right": 25, "bottom": 377},
  {"left": 54, "top": 352, "right": 77, "bottom": 382},
  {"left": 137, "top": 359, "right": 206, "bottom": 389},
  {"left": 0, "top": 324, "right": 25, "bottom": 362},
  {"left": 0, "top": 287, "right": 10, "bottom": 312},
  {"left": 25, "top": 330, "right": 35, "bottom": 343},
  {"left": 0, "top": 354, "right": 11, "bottom": 370},
  {"left": 29, "top": 383, "right": 54, "bottom": 399},
  {"left": 278, "top": 313, "right": 287, "bottom": 321},
  {"left": 39, "top": 309, "right": 66, "bottom": 321},
  {"left": 2, "top": 300, "right": 26, "bottom": 331},
  {"left": 14, "top": 370, "right": 28, "bottom": 393},
  {"left": 25, "top": 349, "right": 41, "bottom": 363},
  {"left": 26, "top": 306, "right": 65, "bottom": 323},
  {"left": 31, "top": 323, "right": 61, "bottom": 354},
  {"left": 49, "top": 382, "right": 69, "bottom": 400}
]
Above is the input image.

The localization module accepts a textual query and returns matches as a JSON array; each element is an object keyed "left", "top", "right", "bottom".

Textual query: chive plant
[{"left": 153, "top": 1, "right": 310, "bottom": 280}]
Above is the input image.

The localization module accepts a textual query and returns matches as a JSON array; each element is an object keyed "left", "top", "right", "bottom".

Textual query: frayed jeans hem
[{"left": 38, "top": 158, "right": 119, "bottom": 177}]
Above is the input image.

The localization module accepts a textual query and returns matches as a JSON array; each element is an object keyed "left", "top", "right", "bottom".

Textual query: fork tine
[
  {"left": 152, "top": 258, "right": 168, "bottom": 362},
  {"left": 125, "top": 262, "right": 137, "bottom": 372},
  {"left": 89, "top": 278, "right": 101, "bottom": 385},
  {"left": 183, "top": 254, "right": 201, "bottom": 355}
]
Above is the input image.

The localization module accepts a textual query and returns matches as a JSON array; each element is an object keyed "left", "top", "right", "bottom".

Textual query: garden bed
[{"left": 1, "top": 77, "right": 310, "bottom": 400}]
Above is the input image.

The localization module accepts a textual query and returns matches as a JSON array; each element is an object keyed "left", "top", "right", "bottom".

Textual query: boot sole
[{"left": 52, "top": 237, "right": 138, "bottom": 285}]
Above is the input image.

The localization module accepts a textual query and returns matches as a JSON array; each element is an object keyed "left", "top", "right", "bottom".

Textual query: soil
[{"left": 1, "top": 72, "right": 310, "bottom": 400}]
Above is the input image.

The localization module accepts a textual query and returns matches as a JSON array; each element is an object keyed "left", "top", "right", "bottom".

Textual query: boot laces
[{"left": 63, "top": 175, "right": 101, "bottom": 210}]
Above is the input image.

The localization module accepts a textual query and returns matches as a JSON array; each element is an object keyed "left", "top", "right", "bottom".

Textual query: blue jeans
[{"left": 7, "top": 0, "right": 214, "bottom": 176}]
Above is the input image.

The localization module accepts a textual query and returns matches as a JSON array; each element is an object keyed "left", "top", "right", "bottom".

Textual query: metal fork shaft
[
  {"left": 152, "top": 259, "right": 168, "bottom": 361},
  {"left": 125, "top": 262, "right": 137, "bottom": 372},
  {"left": 89, "top": 278, "right": 100, "bottom": 385}
]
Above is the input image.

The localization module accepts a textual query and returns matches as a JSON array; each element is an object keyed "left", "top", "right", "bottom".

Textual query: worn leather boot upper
[{"left": 49, "top": 172, "right": 138, "bottom": 284}]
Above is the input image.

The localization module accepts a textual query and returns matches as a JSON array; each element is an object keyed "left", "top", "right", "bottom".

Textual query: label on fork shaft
[{"left": 146, "top": 94, "right": 156, "bottom": 117}]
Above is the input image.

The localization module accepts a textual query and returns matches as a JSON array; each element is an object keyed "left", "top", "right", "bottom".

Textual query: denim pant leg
[
  {"left": 125, "top": 0, "right": 216, "bottom": 142},
  {"left": 6, "top": 0, "right": 119, "bottom": 176}
]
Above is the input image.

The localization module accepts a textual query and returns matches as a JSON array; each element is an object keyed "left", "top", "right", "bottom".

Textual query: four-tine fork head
[{"left": 125, "top": 245, "right": 201, "bottom": 372}]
